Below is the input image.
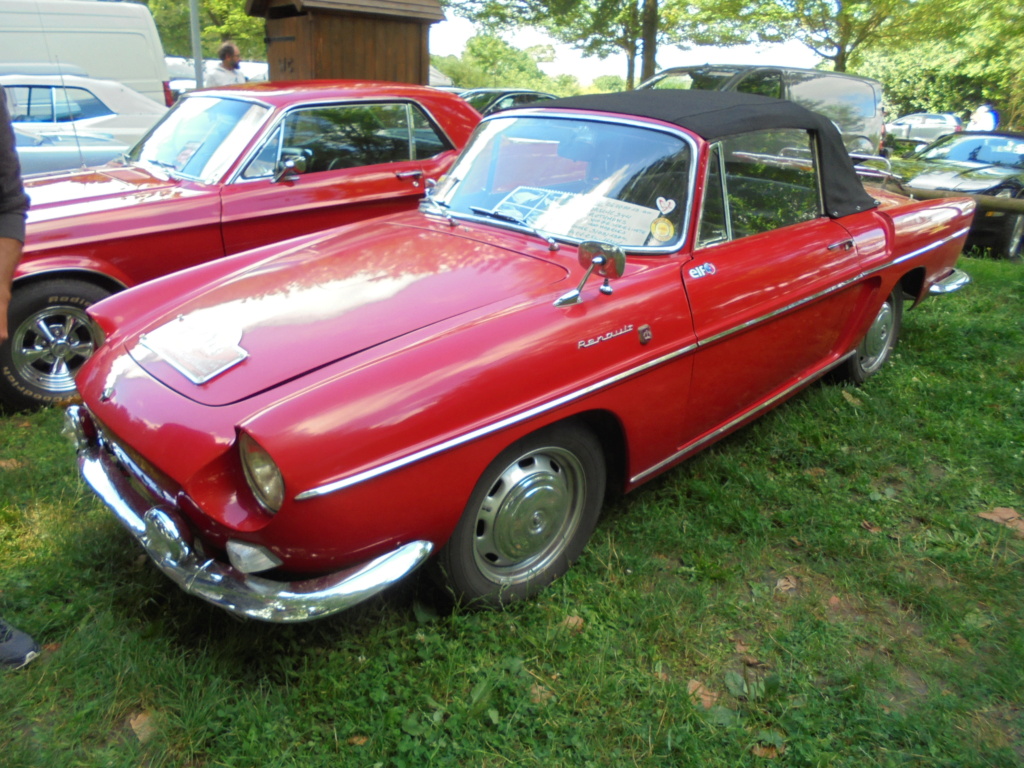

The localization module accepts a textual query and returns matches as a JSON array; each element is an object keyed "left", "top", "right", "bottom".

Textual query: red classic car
[
  {"left": 3, "top": 81, "right": 480, "bottom": 409},
  {"left": 67, "top": 91, "right": 973, "bottom": 622}
]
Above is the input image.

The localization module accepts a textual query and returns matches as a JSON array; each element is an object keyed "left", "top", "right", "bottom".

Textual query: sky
[{"left": 428, "top": 17, "right": 821, "bottom": 85}]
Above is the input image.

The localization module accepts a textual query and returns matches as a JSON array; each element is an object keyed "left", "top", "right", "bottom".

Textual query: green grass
[{"left": 2, "top": 254, "right": 1022, "bottom": 767}]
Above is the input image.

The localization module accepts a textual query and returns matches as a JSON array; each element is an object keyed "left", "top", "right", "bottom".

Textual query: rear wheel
[
  {"left": 436, "top": 423, "right": 605, "bottom": 607},
  {"left": 0, "top": 280, "right": 111, "bottom": 410},
  {"left": 839, "top": 286, "right": 903, "bottom": 385}
]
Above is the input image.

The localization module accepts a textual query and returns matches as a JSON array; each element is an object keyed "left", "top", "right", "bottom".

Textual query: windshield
[
  {"left": 916, "top": 134, "right": 1024, "bottom": 168},
  {"left": 127, "top": 95, "right": 270, "bottom": 183},
  {"left": 431, "top": 115, "right": 692, "bottom": 249}
]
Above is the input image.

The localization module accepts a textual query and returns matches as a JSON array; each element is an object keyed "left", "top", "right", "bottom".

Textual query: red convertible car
[
  {"left": 67, "top": 91, "right": 973, "bottom": 622},
  {"left": 3, "top": 81, "right": 480, "bottom": 409}
]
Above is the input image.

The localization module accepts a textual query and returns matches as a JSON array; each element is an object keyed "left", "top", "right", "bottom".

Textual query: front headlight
[{"left": 239, "top": 432, "right": 284, "bottom": 514}]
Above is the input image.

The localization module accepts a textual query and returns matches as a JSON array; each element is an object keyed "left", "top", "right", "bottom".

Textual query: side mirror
[
  {"left": 555, "top": 241, "right": 627, "bottom": 307},
  {"left": 272, "top": 156, "right": 305, "bottom": 183}
]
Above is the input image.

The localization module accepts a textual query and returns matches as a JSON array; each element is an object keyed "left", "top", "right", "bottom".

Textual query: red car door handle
[
  {"left": 828, "top": 239, "right": 854, "bottom": 251},
  {"left": 395, "top": 170, "right": 424, "bottom": 179}
]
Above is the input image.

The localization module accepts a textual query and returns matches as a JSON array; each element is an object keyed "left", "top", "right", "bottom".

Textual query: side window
[
  {"left": 53, "top": 88, "right": 112, "bottom": 121},
  {"left": 699, "top": 129, "right": 821, "bottom": 243},
  {"left": 8, "top": 87, "right": 54, "bottom": 123},
  {"left": 735, "top": 70, "right": 782, "bottom": 100},
  {"left": 697, "top": 144, "right": 728, "bottom": 247},
  {"left": 410, "top": 105, "right": 453, "bottom": 160}
]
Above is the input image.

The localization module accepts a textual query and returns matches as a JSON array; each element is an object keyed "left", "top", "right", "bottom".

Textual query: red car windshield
[{"left": 432, "top": 115, "right": 692, "bottom": 249}]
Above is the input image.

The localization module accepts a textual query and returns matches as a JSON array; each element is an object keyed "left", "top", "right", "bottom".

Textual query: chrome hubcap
[
  {"left": 11, "top": 306, "right": 98, "bottom": 396},
  {"left": 859, "top": 300, "right": 894, "bottom": 374},
  {"left": 473, "top": 447, "right": 585, "bottom": 584}
]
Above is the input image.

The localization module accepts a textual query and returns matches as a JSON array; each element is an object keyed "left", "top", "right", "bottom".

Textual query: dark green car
[{"left": 873, "top": 131, "right": 1024, "bottom": 259}]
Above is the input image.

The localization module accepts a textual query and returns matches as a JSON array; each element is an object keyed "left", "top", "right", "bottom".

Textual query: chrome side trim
[
  {"left": 297, "top": 226, "right": 970, "bottom": 500},
  {"left": 630, "top": 351, "right": 855, "bottom": 485},
  {"left": 701, "top": 226, "right": 971, "bottom": 347},
  {"left": 68, "top": 406, "right": 432, "bottom": 623},
  {"left": 295, "top": 340, "right": 700, "bottom": 500}
]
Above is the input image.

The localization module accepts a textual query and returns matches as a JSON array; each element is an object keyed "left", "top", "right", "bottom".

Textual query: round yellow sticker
[{"left": 650, "top": 217, "right": 675, "bottom": 242}]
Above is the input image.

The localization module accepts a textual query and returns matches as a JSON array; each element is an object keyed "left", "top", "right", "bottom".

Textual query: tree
[
  {"left": 442, "top": 0, "right": 688, "bottom": 88},
  {"left": 690, "top": 0, "right": 907, "bottom": 73},
  {"left": 145, "top": 0, "right": 265, "bottom": 60},
  {"left": 855, "top": 1, "right": 1024, "bottom": 128},
  {"left": 431, "top": 35, "right": 581, "bottom": 94}
]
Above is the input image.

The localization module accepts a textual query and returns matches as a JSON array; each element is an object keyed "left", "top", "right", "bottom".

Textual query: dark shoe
[{"left": 0, "top": 618, "right": 40, "bottom": 670}]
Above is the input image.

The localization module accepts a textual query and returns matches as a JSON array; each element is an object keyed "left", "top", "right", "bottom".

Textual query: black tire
[
  {"left": 1001, "top": 211, "right": 1024, "bottom": 261},
  {"left": 435, "top": 423, "right": 605, "bottom": 608},
  {"left": 0, "top": 280, "right": 111, "bottom": 410},
  {"left": 838, "top": 286, "right": 903, "bottom": 385}
]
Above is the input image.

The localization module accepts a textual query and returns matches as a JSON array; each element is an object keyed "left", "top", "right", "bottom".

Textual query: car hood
[
  {"left": 125, "top": 222, "right": 569, "bottom": 406},
  {"left": 893, "top": 159, "right": 1021, "bottom": 194},
  {"left": 24, "top": 163, "right": 178, "bottom": 220}
]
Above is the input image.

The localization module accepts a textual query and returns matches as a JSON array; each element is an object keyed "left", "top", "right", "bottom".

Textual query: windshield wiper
[{"left": 468, "top": 205, "right": 560, "bottom": 251}]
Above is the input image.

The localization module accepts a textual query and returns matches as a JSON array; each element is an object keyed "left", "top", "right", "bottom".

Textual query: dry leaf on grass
[
  {"left": 687, "top": 679, "right": 719, "bottom": 709},
  {"left": 0, "top": 458, "right": 25, "bottom": 470},
  {"left": 530, "top": 683, "right": 554, "bottom": 704},
  {"left": 861, "top": 520, "right": 882, "bottom": 534},
  {"left": 841, "top": 390, "right": 863, "bottom": 407},
  {"left": 129, "top": 711, "right": 157, "bottom": 744},
  {"left": 775, "top": 576, "right": 799, "bottom": 593},
  {"left": 347, "top": 735, "right": 369, "bottom": 746},
  {"left": 978, "top": 508, "right": 1024, "bottom": 538},
  {"left": 561, "top": 615, "right": 585, "bottom": 633},
  {"left": 752, "top": 743, "right": 785, "bottom": 758},
  {"left": 804, "top": 467, "right": 827, "bottom": 478}
]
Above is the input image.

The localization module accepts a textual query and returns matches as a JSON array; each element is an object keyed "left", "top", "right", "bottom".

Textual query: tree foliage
[
  {"left": 144, "top": 0, "right": 266, "bottom": 60},
  {"left": 443, "top": 0, "right": 690, "bottom": 88},
  {"left": 431, "top": 35, "right": 581, "bottom": 95},
  {"left": 854, "top": 1, "right": 1024, "bottom": 128}
]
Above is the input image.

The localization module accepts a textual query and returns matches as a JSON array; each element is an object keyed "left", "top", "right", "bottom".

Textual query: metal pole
[{"left": 190, "top": 0, "right": 203, "bottom": 88}]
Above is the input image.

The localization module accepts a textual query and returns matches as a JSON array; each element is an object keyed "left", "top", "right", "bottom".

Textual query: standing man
[
  {"left": 206, "top": 41, "right": 247, "bottom": 87},
  {"left": 0, "top": 88, "right": 40, "bottom": 671}
]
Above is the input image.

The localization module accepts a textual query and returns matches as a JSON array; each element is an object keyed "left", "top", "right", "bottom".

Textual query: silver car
[
  {"left": 885, "top": 113, "right": 963, "bottom": 144},
  {"left": 14, "top": 128, "right": 127, "bottom": 175}
]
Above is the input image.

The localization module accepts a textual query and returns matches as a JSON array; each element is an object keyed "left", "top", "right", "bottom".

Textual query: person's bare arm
[{"left": 0, "top": 236, "right": 20, "bottom": 341}]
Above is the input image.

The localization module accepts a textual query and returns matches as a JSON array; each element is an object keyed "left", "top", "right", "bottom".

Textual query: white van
[{"left": 0, "top": 0, "right": 171, "bottom": 106}]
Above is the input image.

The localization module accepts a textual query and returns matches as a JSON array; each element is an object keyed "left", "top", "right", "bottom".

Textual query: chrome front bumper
[{"left": 66, "top": 405, "right": 433, "bottom": 623}]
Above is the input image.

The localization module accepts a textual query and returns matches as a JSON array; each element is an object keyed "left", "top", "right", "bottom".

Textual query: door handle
[
  {"left": 395, "top": 170, "right": 424, "bottom": 179},
  {"left": 827, "top": 239, "right": 854, "bottom": 251}
]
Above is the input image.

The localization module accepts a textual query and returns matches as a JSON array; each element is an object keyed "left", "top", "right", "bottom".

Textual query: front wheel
[
  {"left": 0, "top": 280, "right": 111, "bottom": 410},
  {"left": 1001, "top": 212, "right": 1024, "bottom": 261},
  {"left": 839, "top": 286, "right": 903, "bottom": 385},
  {"left": 435, "top": 423, "right": 605, "bottom": 608}
]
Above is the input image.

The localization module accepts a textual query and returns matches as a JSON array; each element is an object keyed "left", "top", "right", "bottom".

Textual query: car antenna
[{"left": 33, "top": 1, "right": 87, "bottom": 171}]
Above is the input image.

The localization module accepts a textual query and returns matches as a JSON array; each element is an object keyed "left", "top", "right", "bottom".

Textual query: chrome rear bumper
[
  {"left": 66, "top": 405, "right": 433, "bottom": 623},
  {"left": 929, "top": 267, "right": 971, "bottom": 295}
]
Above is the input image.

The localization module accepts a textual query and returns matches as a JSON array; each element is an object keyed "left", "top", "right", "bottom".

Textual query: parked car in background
[
  {"left": 638, "top": 64, "right": 885, "bottom": 155},
  {"left": 0, "top": 0, "right": 172, "bottom": 105},
  {"left": 3, "top": 81, "right": 480, "bottom": 410},
  {"left": 460, "top": 87, "right": 557, "bottom": 116},
  {"left": 862, "top": 130, "right": 1024, "bottom": 259},
  {"left": 14, "top": 128, "right": 128, "bottom": 175},
  {"left": 885, "top": 112, "right": 962, "bottom": 144},
  {"left": 68, "top": 90, "right": 972, "bottom": 623},
  {"left": 2, "top": 74, "right": 167, "bottom": 147}
]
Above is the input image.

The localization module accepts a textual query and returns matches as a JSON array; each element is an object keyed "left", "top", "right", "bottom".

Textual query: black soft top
[{"left": 534, "top": 90, "right": 878, "bottom": 218}]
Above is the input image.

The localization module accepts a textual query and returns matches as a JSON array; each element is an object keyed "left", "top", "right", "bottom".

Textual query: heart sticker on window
[{"left": 656, "top": 197, "right": 676, "bottom": 215}]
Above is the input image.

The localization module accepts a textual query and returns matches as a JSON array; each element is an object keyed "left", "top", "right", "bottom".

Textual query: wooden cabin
[{"left": 244, "top": 0, "right": 444, "bottom": 85}]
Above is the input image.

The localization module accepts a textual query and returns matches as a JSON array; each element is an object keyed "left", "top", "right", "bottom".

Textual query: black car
[
  {"left": 870, "top": 131, "right": 1024, "bottom": 259},
  {"left": 460, "top": 88, "right": 557, "bottom": 116}
]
